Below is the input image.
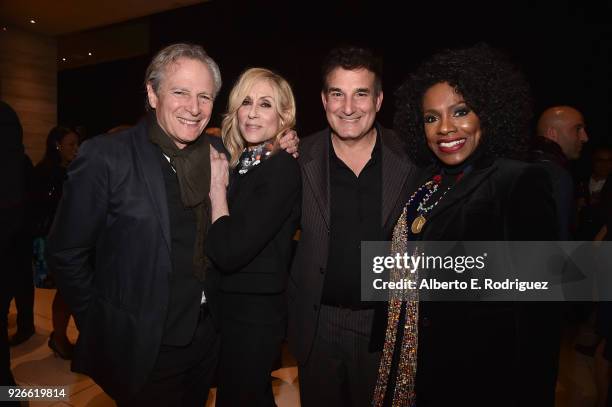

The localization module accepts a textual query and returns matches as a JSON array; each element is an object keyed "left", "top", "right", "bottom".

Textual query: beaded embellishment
[
  {"left": 373, "top": 172, "right": 464, "bottom": 406},
  {"left": 237, "top": 141, "right": 275, "bottom": 175},
  {"left": 372, "top": 207, "right": 419, "bottom": 407},
  {"left": 405, "top": 175, "right": 451, "bottom": 235}
]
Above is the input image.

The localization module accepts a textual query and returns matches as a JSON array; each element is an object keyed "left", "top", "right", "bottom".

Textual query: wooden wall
[{"left": 0, "top": 27, "right": 57, "bottom": 164}]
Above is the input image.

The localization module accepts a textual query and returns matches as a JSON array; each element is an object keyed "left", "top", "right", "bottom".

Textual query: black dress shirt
[
  {"left": 160, "top": 154, "right": 205, "bottom": 346},
  {"left": 321, "top": 132, "right": 383, "bottom": 307}
]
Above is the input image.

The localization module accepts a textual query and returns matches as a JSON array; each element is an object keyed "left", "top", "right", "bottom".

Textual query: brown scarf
[{"left": 148, "top": 115, "right": 210, "bottom": 282}]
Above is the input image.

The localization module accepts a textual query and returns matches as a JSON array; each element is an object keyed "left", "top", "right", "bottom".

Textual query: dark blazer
[
  {"left": 412, "top": 158, "right": 558, "bottom": 241},
  {"left": 46, "top": 120, "right": 222, "bottom": 400},
  {"left": 399, "top": 158, "right": 561, "bottom": 407},
  {"left": 603, "top": 174, "right": 612, "bottom": 238},
  {"left": 287, "top": 125, "right": 416, "bottom": 364},
  {"left": 206, "top": 150, "right": 301, "bottom": 296},
  {"left": 530, "top": 136, "right": 574, "bottom": 240}
]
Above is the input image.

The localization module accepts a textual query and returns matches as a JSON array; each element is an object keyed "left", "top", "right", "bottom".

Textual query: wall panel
[{"left": 0, "top": 27, "right": 57, "bottom": 164}]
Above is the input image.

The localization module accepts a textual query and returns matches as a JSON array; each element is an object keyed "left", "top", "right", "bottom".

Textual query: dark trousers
[
  {"left": 12, "top": 232, "right": 34, "bottom": 332},
  {"left": 1, "top": 242, "right": 17, "bottom": 389},
  {"left": 216, "top": 292, "right": 286, "bottom": 407},
  {"left": 117, "top": 306, "right": 219, "bottom": 407},
  {"left": 1, "top": 288, "right": 16, "bottom": 387},
  {"left": 299, "top": 305, "right": 381, "bottom": 407},
  {"left": 2, "top": 281, "right": 21, "bottom": 407}
]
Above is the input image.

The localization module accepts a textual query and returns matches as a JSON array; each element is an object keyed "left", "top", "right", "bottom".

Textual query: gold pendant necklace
[
  {"left": 410, "top": 215, "right": 426, "bottom": 234},
  {"left": 405, "top": 173, "right": 459, "bottom": 235}
]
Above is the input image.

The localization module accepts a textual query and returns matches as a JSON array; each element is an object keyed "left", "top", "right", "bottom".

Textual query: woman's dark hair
[
  {"left": 394, "top": 43, "right": 533, "bottom": 166},
  {"left": 39, "top": 126, "right": 76, "bottom": 167}
]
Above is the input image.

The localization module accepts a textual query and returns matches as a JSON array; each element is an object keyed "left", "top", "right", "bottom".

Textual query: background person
[
  {"left": 577, "top": 146, "right": 612, "bottom": 240},
  {"left": 7, "top": 144, "right": 35, "bottom": 348},
  {"left": 31, "top": 126, "right": 79, "bottom": 358},
  {"left": 0, "top": 100, "right": 26, "bottom": 406},
  {"left": 531, "top": 105, "right": 589, "bottom": 240}
]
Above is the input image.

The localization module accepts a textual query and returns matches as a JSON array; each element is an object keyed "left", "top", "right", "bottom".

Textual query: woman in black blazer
[
  {"left": 372, "top": 44, "right": 561, "bottom": 407},
  {"left": 207, "top": 68, "right": 301, "bottom": 406}
]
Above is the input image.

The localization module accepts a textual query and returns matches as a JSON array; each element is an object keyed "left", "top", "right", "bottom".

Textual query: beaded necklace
[{"left": 406, "top": 173, "right": 462, "bottom": 234}]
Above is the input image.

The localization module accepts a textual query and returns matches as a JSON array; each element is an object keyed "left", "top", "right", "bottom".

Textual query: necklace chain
[
  {"left": 405, "top": 177, "right": 452, "bottom": 216},
  {"left": 405, "top": 172, "right": 463, "bottom": 235}
]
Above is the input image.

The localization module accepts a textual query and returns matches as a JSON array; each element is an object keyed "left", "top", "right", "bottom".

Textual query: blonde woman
[{"left": 207, "top": 68, "right": 301, "bottom": 406}]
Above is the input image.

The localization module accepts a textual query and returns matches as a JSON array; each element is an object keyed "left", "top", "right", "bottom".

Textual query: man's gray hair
[{"left": 144, "top": 43, "right": 222, "bottom": 110}]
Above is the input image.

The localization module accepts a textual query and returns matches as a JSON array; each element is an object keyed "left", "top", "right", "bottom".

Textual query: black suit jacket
[
  {"left": 207, "top": 150, "right": 301, "bottom": 297},
  {"left": 393, "top": 158, "right": 561, "bottom": 407},
  {"left": 287, "top": 125, "right": 416, "bottom": 364},
  {"left": 46, "top": 120, "right": 223, "bottom": 400},
  {"left": 413, "top": 158, "right": 558, "bottom": 241}
]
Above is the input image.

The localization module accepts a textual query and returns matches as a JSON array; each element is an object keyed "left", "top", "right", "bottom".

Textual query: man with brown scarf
[{"left": 47, "top": 43, "right": 298, "bottom": 406}]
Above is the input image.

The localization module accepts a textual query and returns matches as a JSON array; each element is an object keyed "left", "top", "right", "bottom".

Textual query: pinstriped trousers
[{"left": 298, "top": 305, "right": 381, "bottom": 407}]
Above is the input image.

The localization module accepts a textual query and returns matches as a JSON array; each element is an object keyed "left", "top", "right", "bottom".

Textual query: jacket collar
[
  {"left": 380, "top": 126, "right": 413, "bottom": 231},
  {"left": 424, "top": 160, "right": 497, "bottom": 225},
  {"left": 301, "top": 123, "right": 413, "bottom": 231}
]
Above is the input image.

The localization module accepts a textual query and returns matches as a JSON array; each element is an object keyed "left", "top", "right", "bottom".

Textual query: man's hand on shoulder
[{"left": 279, "top": 129, "right": 300, "bottom": 158}]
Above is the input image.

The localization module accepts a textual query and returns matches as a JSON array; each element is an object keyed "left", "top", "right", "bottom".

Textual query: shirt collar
[{"left": 328, "top": 123, "right": 382, "bottom": 167}]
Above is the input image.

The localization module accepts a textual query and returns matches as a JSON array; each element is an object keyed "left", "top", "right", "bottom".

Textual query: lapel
[
  {"left": 132, "top": 120, "right": 171, "bottom": 252},
  {"left": 301, "top": 129, "right": 330, "bottom": 229},
  {"left": 301, "top": 127, "right": 414, "bottom": 232},
  {"left": 380, "top": 128, "right": 413, "bottom": 230},
  {"left": 425, "top": 161, "right": 497, "bottom": 224}
]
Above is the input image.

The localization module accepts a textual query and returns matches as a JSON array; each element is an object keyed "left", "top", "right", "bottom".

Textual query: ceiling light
[
  {"left": 29, "top": 19, "right": 36, "bottom": 24},
  {"left": 2, "top": 27, "right": 7, "bottom": 31},
  {"left": 61, "top": 57, "right": 66, "bottom": 62},
  {"left": 88, "top": 52, "right": 92, "bottom": 56}
]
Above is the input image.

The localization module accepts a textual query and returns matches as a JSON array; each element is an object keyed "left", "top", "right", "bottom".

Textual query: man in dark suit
[
  {"left": 288, "top": 46, "right": 415, "bottom": 406},
  {"left": 531, "top": 105, "right": 589, "bottom": 239},
  {"left": 47, "top": 43, "right": 224, "bottom": 406}
]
